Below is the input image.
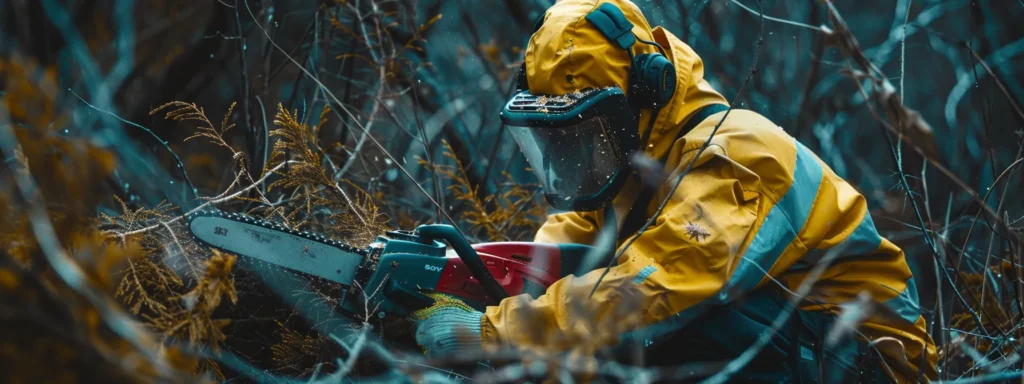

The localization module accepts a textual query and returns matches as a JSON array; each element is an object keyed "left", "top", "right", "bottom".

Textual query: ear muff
[
  {"left": 631, "top": 52, "right": 676, "bottom": 108},
  {"left": 585, "top": 3, "right": 675, "bottom": 109}
]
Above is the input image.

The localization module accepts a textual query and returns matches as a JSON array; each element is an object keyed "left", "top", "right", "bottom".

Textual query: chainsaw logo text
[
  {"left": 244, "top": 228, "right": 281, "bottom": 244},
  {"left": 424, "top": 264, "right": 443, "bottom": 272}
]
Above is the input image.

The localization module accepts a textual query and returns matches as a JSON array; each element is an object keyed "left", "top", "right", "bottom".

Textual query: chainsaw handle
[{"left": 414, "top": 224, "right": 510, "bottom": 303}]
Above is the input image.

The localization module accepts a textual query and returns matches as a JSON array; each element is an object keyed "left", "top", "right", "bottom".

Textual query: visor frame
[{"left": 501, "top": 87, "right": 640, "bottom": 211}]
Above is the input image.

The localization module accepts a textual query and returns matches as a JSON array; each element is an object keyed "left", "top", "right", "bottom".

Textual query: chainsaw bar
[{"left": 186, "top": 210, "right": 368, "bottom": 285}]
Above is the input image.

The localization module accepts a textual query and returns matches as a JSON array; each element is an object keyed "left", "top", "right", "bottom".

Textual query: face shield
[{"left": 500, "top": 87, "right": 639, "bottom": 211}]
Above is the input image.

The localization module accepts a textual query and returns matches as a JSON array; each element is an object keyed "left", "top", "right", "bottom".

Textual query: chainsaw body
[{"left": 348, "top": 227, "right": 586, "bottom": 318}]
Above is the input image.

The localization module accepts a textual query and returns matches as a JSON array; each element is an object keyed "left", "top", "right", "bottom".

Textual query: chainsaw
[{"left": 186, "top": 210, "right": 594, "bottom": 319}]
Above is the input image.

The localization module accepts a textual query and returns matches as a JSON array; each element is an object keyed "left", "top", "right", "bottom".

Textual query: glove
[{"left": 408, "top": 293, "right": 483, "bottom": 358}]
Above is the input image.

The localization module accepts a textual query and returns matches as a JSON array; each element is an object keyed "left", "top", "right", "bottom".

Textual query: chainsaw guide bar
[{"left": 186, "top": 210, "right": 370, "bottom": 286}]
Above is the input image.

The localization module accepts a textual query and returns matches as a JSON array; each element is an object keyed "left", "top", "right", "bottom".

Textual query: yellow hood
[{"left": 525, "top": 0, "right": 729, "bottom": 160}]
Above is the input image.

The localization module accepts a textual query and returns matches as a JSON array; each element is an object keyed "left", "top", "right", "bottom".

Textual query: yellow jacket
[{"left": 480, "top": 0, "right": 937, "bottom": 381}]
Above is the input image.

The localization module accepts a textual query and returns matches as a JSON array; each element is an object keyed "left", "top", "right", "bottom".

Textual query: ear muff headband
[{"left": 586, "top": 3, "right": 675, "bottom": 108}]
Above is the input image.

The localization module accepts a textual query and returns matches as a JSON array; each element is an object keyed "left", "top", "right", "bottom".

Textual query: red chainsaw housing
[{"left": 432, "top": 242, "right": 563, "bottom": 304}]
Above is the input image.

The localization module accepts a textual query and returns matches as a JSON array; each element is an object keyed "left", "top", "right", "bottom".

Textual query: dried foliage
[
  {"left": 153, "top": 251, "right": 237, "bottom": 346},
  {"left": 942, "top": 259, "right": 1024, "bottom": 373},
  {"left": 2, "top": 0, "right": 1023, "bottom": 382},
  {"left": 267, "top": 104, "right": 390, "bottom": 246},
  {"left": 152, "top": 101, "right": 239, "bottom": 152},
  {"left": 419, "top": 140, "right": 544, "bottom": 242},
  {"left": 270, "top": 320, "right": 334, "bottom": 376}
]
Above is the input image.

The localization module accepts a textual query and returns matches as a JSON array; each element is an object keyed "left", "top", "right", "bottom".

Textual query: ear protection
[{"left": 516, "top": 2, "right": 676, "bottom": 109}]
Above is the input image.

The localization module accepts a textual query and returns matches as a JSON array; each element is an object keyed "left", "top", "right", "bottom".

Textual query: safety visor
[{"left": 500, "top": 87, "right": 638, "bottom": 211}]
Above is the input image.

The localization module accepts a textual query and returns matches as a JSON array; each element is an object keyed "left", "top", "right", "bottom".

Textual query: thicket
[{"left": 0, "top": 0, "right": 1022, "bottom": 382}]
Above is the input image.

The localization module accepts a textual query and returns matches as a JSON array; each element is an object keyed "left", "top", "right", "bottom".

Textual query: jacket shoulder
[{"left": 684, "top": 109, "right": 800, "bottom": 201}]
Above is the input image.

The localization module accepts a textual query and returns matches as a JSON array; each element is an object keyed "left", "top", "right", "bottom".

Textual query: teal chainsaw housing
[{"left": 348, "top": 230, "right": 449, "bottom": 318}]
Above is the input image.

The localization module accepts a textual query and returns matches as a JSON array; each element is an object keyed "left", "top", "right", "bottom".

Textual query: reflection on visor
[
  {"left": 505, "top": 89, "right": 599, "bottom": 114},
  {"left": 509, "top": 116, "right": 622, "bottom": 202}
]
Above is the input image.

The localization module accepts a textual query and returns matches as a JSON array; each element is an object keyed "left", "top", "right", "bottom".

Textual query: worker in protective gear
[{"left": 410, "top": 0, "right": 938, "bottom": 382}]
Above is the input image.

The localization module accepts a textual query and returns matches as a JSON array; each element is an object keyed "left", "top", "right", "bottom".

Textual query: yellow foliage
[
  {"left": 324, "top": 4, "right": 442, "bottom": 84},
  {"left": 185, "top": 250, "right": 239, "bottom": 313},
  {"left": 0, "top": 268, "right": 19, "bottom": 291},
  {"left": 267, "top": 104, "right": 390, "bottom": 243},
  {"left": 951, "top": 260, "right": 1022, "bottom": 357},
  {"left": 332, "top": 180, "right": 391, "bottom": 248},
  {"left": 0, "top": 54, "right": 62, "bottom": 131},
  {"left": 270, "top": 321, "right": 331, "bottom": 376},
  {"left": 150, "top": 101, "right": 239, "bottom": 152},
  {"left": 106, "top": 99, "right": 396, "bottom": 379},
  {"left": 147, "top": 250, "right": 237, "bottom": 348},
  {"left": 419, "top": 140, "right": 544, "bottom": 241},
  {"left": 68, "top": 231, "right": 144, "bottom": 294}
]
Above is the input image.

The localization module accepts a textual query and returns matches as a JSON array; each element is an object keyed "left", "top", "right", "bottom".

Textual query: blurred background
[{"left": 1, "top": 0, "right": 1022, "bottom": 382}]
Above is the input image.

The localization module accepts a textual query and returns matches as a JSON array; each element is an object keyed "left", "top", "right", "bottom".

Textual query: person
[{"left": 408, "top": 0, "right": 938, "bottom": 382}]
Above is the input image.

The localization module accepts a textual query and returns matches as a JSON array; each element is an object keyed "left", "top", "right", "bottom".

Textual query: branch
[{"left": 108, "top": 160, "right": 292, "bottom": 240}]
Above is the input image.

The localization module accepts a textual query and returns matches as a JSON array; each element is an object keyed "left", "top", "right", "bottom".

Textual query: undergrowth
[
  {"left": 2, "top": 0, "right": 1022, "bottom": 382},
  {"left": 105, "top": 98, "right": 543, "bottom": 379}
]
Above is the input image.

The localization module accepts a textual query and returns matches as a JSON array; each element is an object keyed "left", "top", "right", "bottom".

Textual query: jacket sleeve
[{"left": 481, "top": 149, "right": 763, "bottom": 352}]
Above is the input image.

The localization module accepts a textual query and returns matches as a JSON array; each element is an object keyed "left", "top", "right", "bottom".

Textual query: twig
[
  {"left": 954, "top": 158, "right": 1024, "bottom": 283},
  {"left": 977, "top": 143, "right": 1024, "bottom": 337},
  {"left": 793, "top": 0, "right": 825, "bottom": 137},
  {"left": 69, "top": 90, "right": 200, "bottom": 199},
  {"left": 933, "top": 370, "right": 1024, "bottom": 384},
  {"left": 108, "top": 161, "right": 292, "bottom": 239},
  {"left": 900, "top": 0, "right": 912, "bottom": 101},
  {"left": 255, "top": 96, "right": 271, "bottom": 196},
  {"left": 961, "top": 41, "right": 1024, "bottom": 123},
  {"left": 317, "top": 324, "right": 370, "bottom": 381},
  {"left": 942, "top": 36, "right": 1024, "bottom": 137},
  {"left": 335, "top": 2, "right": 386, "bottom": 179},
  {"left": 234, "top": 0, "right": 254, "bottom": 165},
  {"left": 479, "top": 66, "right": 523, "bottom": 200},
  {"left": 161, "top": 221, "right": 199, "bottom": 278},
  {"left": 410, "top": 80, "right": 445, "bottom": 223},
  {"left": 728, "top": 0, "right": 823, "bottom": 32}
]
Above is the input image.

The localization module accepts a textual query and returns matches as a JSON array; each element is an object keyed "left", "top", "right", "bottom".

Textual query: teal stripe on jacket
[
  {"left": 719, "top": 139, "right": 824, "bottom": 302},
  {"left": 795, "top": 208, "right": 883, "bottom": 270},
  {"left": 884, "top": 276, "right": 922, "bottom": 324}
]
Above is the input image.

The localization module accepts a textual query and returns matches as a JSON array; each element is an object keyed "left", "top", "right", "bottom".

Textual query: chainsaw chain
[{"left": 185, "top": 210, "right": 369, "bottom": 256}]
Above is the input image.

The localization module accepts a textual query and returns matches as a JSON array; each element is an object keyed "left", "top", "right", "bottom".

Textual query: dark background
[{"left": 2, "top": 0, "right": 1023, "bottom": 381}]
